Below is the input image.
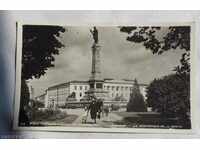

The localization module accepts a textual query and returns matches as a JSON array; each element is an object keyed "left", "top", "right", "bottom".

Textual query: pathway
[{"left": 70, "top": 108, "right": 123, "bottom": 127}]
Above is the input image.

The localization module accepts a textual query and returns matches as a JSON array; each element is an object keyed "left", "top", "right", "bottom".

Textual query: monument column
[
  {"left": 90, "top": 43, "right": 102, "bottom": 81},
  {"left": 86, "top": 27, "right": 108, "bottom": 100}
]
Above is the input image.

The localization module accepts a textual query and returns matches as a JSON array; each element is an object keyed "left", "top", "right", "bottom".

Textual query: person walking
[
  {"left": 82, "top": 106, "right": 89, "bottom": 124},
  {"left": 89, "top": 99, "right": 98, "bottom": 123},
  {"left": 96, "top": 99, "right": 103, "bottom": 120}
]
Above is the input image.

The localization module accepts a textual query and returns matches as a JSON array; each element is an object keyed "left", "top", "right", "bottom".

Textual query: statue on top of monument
[{"left": 90, "top": 26, "right": 98, "bottom": 44}]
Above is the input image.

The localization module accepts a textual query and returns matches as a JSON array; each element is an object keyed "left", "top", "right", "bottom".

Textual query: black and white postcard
[{"left": 13, "top": 22, "right": 196, "bottom": 133}]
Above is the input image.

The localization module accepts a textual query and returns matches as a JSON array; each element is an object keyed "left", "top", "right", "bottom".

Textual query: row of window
[
  {"left": 48, "top": 88, "right": 69, "bottom": 95},
  {"left": 74, "top": 85, "right": 88, "bottom": 91},
  {"left": 104, "top": 85, "right": 132, "bottom": 91},
  {"left": 48, "top": 92, "right": 130, "bottom": 103},
  {"left": 111, "top": 93, "right": 129, "bottom": 98},
  {"left": 48, "top": 91, "right": 69, "bottom": 96},
  {"left": 73, "top": 85, "right": 135, "bottom": 91},
  {"left": 49, "top": 89, "right": 132, "bottom": 99}
]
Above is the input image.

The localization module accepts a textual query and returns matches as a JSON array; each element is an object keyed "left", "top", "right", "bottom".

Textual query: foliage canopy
[
  {"left": 120, "top": 26, "right": 190, "bottom": 75},
  {"left": 127, "top": 79, "right": 147, "bottom": 112},
  {"left": 22, "top": 25, "right": 65, "bottom": 80}
]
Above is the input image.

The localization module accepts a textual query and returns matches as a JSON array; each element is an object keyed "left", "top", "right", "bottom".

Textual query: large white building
[{"left": 36, "top": 79, "right": 147, "bottom": 108}]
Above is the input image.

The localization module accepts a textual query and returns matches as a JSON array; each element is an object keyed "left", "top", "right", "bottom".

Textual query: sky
[{"left": 28, "top": 26, "right": 184, "bottom": 97}]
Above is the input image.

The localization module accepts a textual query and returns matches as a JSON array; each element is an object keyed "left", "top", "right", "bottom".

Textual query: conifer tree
[{"left": 127, "top": 79, "right": 147, "bottom": 112}]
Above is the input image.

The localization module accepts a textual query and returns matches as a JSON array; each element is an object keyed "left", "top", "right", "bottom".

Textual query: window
[
  {"left": 74, "top": 86, "right": 77, "bottom": 90},
  {"left": 116, "top": 86, "right": 119, "bottom": 91},
  {"left": 112, "top": 86, "right": 114, "bottom": 90},
  {"left": 80, "top": 93, "right": 82, "bottom": 97},
  {"left": 107, "top": 86, "right": 110, "bottom": 90},
  {"left": 96, "top": 83, "right": 103, "bottom": 89},
  {"left": 80, "top": 86, "right": 82, "bottom": 90},
  {"left": 90, "top": 83, "right": 94, "bottom": 88},
  {"left": 85, "top": 86, "right": 87, "bottom": 90}
]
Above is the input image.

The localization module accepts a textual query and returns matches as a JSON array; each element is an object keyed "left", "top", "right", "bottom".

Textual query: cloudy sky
[{"left": 28, "top": 26, "right": 184, "bottom": 97}]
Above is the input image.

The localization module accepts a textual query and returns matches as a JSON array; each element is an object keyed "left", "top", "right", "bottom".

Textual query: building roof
[
  {"left": 47, "top": 80, "right": 88, "bottom": 90},
  {"left": 47, "top": 82, "right": 69, "bottom": 90},
  {"left": 70, "top": 80, "right": 89, "bottom": 84},
  {"left": 35, "top": 93, "right": 46, "bottom": 99},
  {"left": 47, "top": 79, "right": 148, "bottom": 91},
  {"left": 104, "top": 79, "right": 148, "bottom": 86}
]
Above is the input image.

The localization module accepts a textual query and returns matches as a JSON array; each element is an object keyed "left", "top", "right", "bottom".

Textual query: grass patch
[
  {"left": 30, "top": 109, "right": 79, "bottom": 126},
  {"left": 31, "top": 109, "right": 68, "bottom": 122},
  {"left": 113, "top": 111, "right": 190, "bottom": 129}
]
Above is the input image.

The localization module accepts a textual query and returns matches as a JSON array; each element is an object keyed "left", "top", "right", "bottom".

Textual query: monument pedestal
[
  {"left": 86, "top": 79, "right": 108, "bottom": 100},
  {"left": 86, "top": 43, "right": 108, "bottom": 100}
]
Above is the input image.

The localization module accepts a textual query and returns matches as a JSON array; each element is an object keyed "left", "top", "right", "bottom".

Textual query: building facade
[
  {"left": 40, "top": 79, "right": 147, "bottom": 108},
  {"left": 103, "top": 79, "right": 147, "bottom": 102},
  {"left": 43, "top": 81, "right": 89, "bottom": 108}
]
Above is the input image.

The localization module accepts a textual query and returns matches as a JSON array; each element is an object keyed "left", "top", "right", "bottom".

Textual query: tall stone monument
[{"left": 86, "top": 27, "right": 108, "bottom": 100}]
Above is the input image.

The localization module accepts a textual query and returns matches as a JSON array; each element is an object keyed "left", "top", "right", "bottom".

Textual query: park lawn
[
  {"left": 30, "top": 109, "right": 79, "bottom": 126},
  {"left": 31, "top": 114, "right": 78, "bottom": 126},
  {"left": 113, "top": 111, "right": 185, "bottom": 129},
  {"left": 53, "top": 114, "right": 78, "bottom": 124},
  {"left": 115, "top": 111, "right": 160, "bottom": 117},
  {"left": 113, "top": 111, "right": 161, "bottom": 126}
]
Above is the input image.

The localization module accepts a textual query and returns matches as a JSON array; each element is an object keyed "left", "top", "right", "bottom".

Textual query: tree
[
  {"left": 19, "top": 25, "right": 65, "bottom": 126},
  {"left": 31, "top": 100, "right": 45, "bottom": 109},
  {"left": 146, "top": 73, "right": 190, "bottom": 128},
  {"left": 120, "top": 26, "right": 190, "bottom": 128},
  {"left": 22, "top": 25, "right": 65, "bottom": 80},
  {"left": 127, "top": 79, "right": 147, "bottom": 112},
  {"left": 120, "top": 26, "right": 190, "bottom": 75},
  {"left": 19, "top": 79, "right": 30, "bottom": 126}
]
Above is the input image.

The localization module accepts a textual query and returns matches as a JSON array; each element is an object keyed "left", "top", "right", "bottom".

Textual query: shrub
[
  {"left": 146, "top": 73, "right": 190, "bottom": 129},
  {"left": 127, "top": 79, "right": 147, "bottom": 112},
  {"left": 111, "top": 104, "right": 120, "bottom": 111},
  {"left": 66, "top": 103, "right": 83, "bottom": 109},
  {"left": 31, "top": 108, "right": 67, "bottom": 121}
]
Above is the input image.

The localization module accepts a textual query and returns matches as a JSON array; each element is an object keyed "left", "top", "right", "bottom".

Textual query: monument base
[{"left": 85, "top": 88, "right": 108, "bottom": 100}]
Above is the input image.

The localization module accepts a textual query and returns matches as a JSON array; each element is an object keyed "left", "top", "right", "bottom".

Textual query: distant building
[
  {"left": 45, "top": 81, "right": 89, "bottom": 108},
  {"left": 103, "top": 79, "right": 147, "bottom": 101},
  {"left": 40, "top": 79, "right": 147, "bottom": 108},
  {"left": 35, "top": 93, "right": 46, "bottom": 104}
]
